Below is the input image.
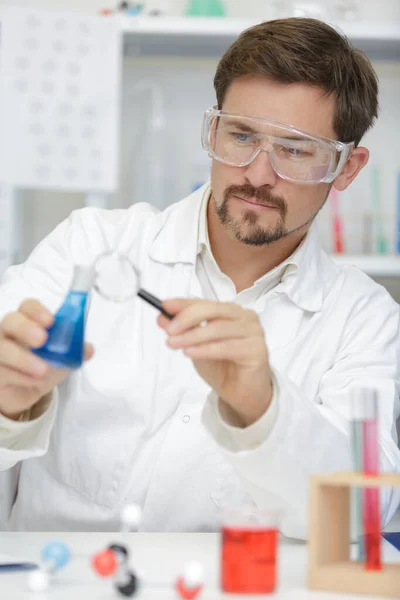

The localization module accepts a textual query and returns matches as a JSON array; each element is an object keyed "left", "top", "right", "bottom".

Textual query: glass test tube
[
  {"left": 350, "top": 387, "right": 381, "bottom": 571},
  {"left": 350, "top": 388, "right": 365, "bottom": 562}
]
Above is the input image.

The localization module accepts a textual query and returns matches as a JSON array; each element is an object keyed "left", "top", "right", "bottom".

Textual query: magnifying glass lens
[{"left": 93, "top": 252, "right": 139, "bottom": 302}]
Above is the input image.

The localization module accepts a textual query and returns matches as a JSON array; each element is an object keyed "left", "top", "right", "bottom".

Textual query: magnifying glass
[{"left": 93, "top": 252, "right": 173, "bottom": 319}]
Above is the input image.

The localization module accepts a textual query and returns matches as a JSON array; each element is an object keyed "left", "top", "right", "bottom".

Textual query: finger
[
  {"left": 159, "top": 298, "right": 197, "bottom": 329},
  {"left": 0, "top": 312, "right": 48, "bottom": 348},
  {"left": 84, "top": 343, "right": 95, "bottom": 362},
  {"left": 0, "top": 339, "right": 49, "bottom": 378},
  {"left": 162, "top": 298, "right": 199, "bottom": 315},
  {"left": 19, "top": 299, "right": 54, "bottom": 328},
  {"left": 158, "top": 301, "right": 202, "bottom": 330},
  {"left": 157, "top": 313, "right": 171, "bottom": 330},
  {"left": 184, "top": 338, "right": 266, "bottom": 362},
  {"left": 184, "top": 339, "right": 244, "bottom": 360},
  {"left": 45, "top": 366, "right": 70, "bottom": 389},
  {"left": 164, "top": 301, "right": 245, "bottom": 335},
  {"left": 167, "top": 319, "right": 258, "bottom": 349},
  {"left": 0, "top": 364, "right": 43, "bottom": 388}
]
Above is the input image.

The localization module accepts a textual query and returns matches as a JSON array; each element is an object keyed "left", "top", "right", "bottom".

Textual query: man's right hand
[{"left": 0, "top": 299, "right": 94, "bottom": 421}]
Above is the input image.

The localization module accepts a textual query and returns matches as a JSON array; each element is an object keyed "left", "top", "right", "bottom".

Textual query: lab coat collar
[
  {"left": 278, "top": 225, "right": 327, "bottom": 313},
  {"left": 148, "top": 183, "right": 335, "bottom": 313},
  {"left": 149, "top": 183, "right": 209, "bottom": 266}
]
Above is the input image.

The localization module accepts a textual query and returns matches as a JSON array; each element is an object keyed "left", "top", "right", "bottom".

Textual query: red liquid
[
  {"left": 362, "top": 419, "right": 382, "bottom": 571},
  {"left": 363, "top": 487, "right": 381, "bottom": 570},
  {"left": 221, "top": 526, "right": 278, "bottom": 594}
]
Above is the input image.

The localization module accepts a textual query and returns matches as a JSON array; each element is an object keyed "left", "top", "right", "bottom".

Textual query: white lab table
[{"left": 0, "top": 533, "right": 399, "bottom": 599}]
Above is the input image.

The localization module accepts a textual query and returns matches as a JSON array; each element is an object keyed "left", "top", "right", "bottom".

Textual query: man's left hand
[{"left": 157, "top": 298, "right": 273, "bottom": 427}]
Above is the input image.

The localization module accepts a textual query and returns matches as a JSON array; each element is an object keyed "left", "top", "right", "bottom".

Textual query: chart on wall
[{"left": 0, "top": 6, "right": 122, "bottom": 193}]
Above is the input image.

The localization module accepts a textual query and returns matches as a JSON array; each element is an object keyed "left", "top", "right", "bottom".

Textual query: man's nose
[{"left": 243, "top": 147, "right": 278, "bottom": 189}]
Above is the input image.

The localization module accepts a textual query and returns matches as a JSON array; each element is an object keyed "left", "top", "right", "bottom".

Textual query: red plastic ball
[
  {"left": 91, "top": 549, "right": 118, "bottom": 576},
  {"left": 176, "top": 576, "right": 202, "bottom": 600}
]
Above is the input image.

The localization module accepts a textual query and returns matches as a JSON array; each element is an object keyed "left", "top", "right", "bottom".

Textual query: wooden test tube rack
[{"left": 308, "top": 471, "right": 400, "bottom": 597}]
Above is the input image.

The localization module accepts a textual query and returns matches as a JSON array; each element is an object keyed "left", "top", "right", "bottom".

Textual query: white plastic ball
[
  {"left": 121, "top": 503, "right": 142, "bottom": 529},
  {"left": 27, "top": 569, "right": 50, "bottom": 592},
  {"left": 183, "top": 560, "right": 204, "bottom": 588}
]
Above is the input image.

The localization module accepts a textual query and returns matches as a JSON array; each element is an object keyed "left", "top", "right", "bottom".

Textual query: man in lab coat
[{"left": 0, "top": 18, "right": 399, "bottom": 535}]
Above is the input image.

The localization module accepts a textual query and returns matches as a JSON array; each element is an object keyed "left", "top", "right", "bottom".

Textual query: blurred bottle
[
  {"left": 397, "top": 171, "right": 400, "bottom": 254},
  {"left": 289, "top": 2, "right": 330, "bottom": 19},
  {"left": 270, "top": 1, "right": 291, "bottom": 18},
  {"left": 185, "top": 0, "right": 226, "bottom": 17},
  {"left": 333, "top": 0, "right": 360, "bottom": 21},
  {"left": 143, "top": 0, "right": 169, "bottom": 16}
]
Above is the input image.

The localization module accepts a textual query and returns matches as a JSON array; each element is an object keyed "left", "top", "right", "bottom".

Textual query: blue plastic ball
[{"left": 41, "top": 541, "right": 71, "bottom": 570}]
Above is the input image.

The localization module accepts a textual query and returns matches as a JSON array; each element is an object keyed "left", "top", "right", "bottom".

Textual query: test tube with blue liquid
[{"left": 371, "top": 167, "right": 388, "bottom": 255}]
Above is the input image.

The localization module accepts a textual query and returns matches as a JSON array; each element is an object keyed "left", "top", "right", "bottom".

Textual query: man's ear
[{"left": 334, "top": 146, "right": 369, "bottom": 191}]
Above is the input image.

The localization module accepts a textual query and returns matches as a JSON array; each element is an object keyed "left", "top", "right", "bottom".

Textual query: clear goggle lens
[{"left": 202, "top": 111, "right": 350, "bottom": 184}]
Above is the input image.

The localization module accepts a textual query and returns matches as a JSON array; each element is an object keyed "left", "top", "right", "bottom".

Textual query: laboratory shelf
[
  {"left": 331, "top": 254, "right": 400, "bottom": 277},
  {"left": 121, "top": 16, "right": 400, "bottom": 60}
]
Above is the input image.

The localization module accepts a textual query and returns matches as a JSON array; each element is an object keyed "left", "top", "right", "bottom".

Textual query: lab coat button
[
  {"left": 182, "top": 415, "right": 191, "bottom": 423},
  {"left": 315, "top": 398, "right": 323, "bottom": 405}
]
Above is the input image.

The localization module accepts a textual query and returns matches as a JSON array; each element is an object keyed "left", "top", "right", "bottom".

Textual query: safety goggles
[{"left": 201, "top": 106, "right": 354, "bottom": 184}]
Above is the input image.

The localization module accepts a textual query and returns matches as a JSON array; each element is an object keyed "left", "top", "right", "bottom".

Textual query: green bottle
[{"left": 185, "top": 0, "right": 226, "bottom": 17}]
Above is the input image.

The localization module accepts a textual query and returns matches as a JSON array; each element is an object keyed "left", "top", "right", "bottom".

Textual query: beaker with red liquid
[{"left": 220, "top": 507, "right": 280, "bottom": 594}]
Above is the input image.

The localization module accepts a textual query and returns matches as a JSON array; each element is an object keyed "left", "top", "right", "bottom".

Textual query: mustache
[{"left": 223, "top": 184, "right": 287, "bottom": 215}]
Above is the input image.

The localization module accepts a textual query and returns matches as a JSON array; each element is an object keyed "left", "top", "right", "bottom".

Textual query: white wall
[{"left": 1, "top": 0, "right": 400, "bottom": 21}]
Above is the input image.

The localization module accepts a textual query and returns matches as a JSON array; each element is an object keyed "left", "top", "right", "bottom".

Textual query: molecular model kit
[{"left": 26, "top": 504, "right": 204, "bottom": 598}]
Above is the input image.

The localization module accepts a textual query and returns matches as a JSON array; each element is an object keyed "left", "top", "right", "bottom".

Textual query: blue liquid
[{"left": 33, "top": 291, "right": 88, "bottom": 370}]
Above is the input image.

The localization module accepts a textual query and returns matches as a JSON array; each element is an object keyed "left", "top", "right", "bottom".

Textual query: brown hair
[{"left": 214, "top": 18, "right": 379, "bottom": 146}]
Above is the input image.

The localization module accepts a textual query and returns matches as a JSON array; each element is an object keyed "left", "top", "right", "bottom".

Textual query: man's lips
[{"left": 233, "top": 195, "right": 280, "bottom": 209}]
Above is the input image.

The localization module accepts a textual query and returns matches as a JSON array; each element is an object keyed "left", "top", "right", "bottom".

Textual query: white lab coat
[{"left": 0, "top": 184, "right": 399, "bottom": 536}]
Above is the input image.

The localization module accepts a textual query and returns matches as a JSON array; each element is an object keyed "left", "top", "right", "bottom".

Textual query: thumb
[
  {"left": 43, "top": 343, "right": 95, "bottom": 392},
  {"left": 162, "top": 298, "right": 197, "bottom": 314}
]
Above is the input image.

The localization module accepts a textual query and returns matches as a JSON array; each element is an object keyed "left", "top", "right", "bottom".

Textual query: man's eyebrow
[
  {"left": 222, "top": 119, "right": 258, "bottom": 133},
  {"left": 221, "top": 119, "right": 316, "bottom": 141},
  {"left": 274, "top": 135, "right": 314, "bottom": 142}
]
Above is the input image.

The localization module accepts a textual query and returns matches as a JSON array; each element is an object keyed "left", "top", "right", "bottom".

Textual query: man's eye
[
  {"left": 287, "top": 147, "right": 305, "bottom": 156},
  {"left": 278, "top": 145, "right": 310, "bottom": 157},
  {"left": 232, "top": 132, "right": 252, "bottom": 143}
]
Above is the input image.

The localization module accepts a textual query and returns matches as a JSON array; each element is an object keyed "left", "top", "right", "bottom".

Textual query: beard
[{"left": 214, "top": 183, "right": 288, "bottom": 247}]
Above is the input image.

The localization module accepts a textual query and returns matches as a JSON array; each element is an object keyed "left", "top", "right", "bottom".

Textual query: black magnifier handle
[{"left": 137, "top": 288, "right": 174, "bottom": 320}]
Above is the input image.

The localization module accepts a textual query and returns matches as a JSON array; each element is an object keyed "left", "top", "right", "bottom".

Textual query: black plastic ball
[
  {"left": 108, "top": 543, "right": 129, "bottom": 561},
  {"left": 115, "top": 571, "right": 138, "bottom": 597}
]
